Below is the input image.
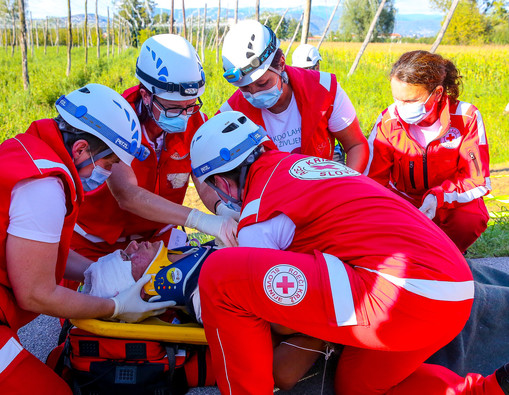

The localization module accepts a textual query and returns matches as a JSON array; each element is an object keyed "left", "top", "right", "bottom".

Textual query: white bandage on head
[{"left": 83, "top": 250, "right": 136, "bottom": 298}]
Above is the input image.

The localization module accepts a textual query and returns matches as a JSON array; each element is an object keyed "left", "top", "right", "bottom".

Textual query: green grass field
[
  {"left": 1, "top": 43, "right": 508, "bottom": 163},
  {"left": 1, "top": 42, "right": 508, "bottom": 256}
]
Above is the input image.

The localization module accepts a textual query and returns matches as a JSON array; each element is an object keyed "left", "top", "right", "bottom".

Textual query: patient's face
[{"left": 124, "top": 241, "right": 162, "bottom": 281}]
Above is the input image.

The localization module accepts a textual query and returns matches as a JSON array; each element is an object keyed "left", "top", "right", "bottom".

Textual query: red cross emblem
[
  {"left": 311, "top": 164, "right": 339, "bottom": 170},
  {"left": 276, "top": 276, "right": 295, "bottom": 294},
  {"left": 445, "top": 133, "right": 456, "bottom": 142}
]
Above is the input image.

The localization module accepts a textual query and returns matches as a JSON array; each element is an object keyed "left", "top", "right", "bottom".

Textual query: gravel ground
[{"left": 17, "top": 257, "right": 509, "bottom": 394}]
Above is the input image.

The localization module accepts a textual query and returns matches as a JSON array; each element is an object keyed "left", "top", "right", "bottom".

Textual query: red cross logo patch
[
  {"left": 289, "top": 157, "right": 360, "bottom": 180},
  {"left": 440, "top": 127, "right": 461, "bottom": 149},
  {"left": 263, "top": 265, "right": 307, "bottom": 306}
]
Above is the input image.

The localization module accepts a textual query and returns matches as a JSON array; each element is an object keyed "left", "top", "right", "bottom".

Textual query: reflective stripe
[
  {"left": 239, "top": 199, "right": 260, "bottom": 222},
  {"left": 74, "top": 223, "right": 143, "bottom": 243},
  {"left": 443, "top": 178, "right": 491, "bottom": 204},
  {"left": 0, "top": 337, "right": 23, "bottom": 374},
  {"left": 319, "top": 72, "right": 331, "bottom": 91},
  {"left": 13, "top": 138, "right": 76, "bottom": 199},
  {"left": 239, "top": 156, "right": 288, "bottom": 224},
  {"left": 474, "top": 109, "right": 487, "bottom": 145},
  {"left": 33, "top": 159, "right": 73, "bottom": 181},
  {"left": 219, "top": 101, "right": 233, "bottom": 113},
  {"left": 359, "top": 267, "right": 474, "bottom": 302},
  {"left": 323, "top": 253, "right": 357, "bottom": 326},
  {"left": 363, "top": 113, "right": 383, "bottom": 176},
  {"left": 33, "top": 159, "right": 76, "bottom": 201},
  {"left": 216, "top": 328, "right": 233, "bottom": 395},
  {"left": 453, "top": 102, "right": 487, "bottom": 146}
]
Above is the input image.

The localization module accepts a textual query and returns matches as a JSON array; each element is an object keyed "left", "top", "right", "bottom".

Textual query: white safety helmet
[
  {"left": 222, "top": 20, "right": 280, "bottom": 87},
  {"left": 55, "top": 83, "right": 148, "bottom": 165},
  {"left": 191, "top": 111, "right": 269, "bottom": 184},
  {"left": 292, "top": 44, "right": 322, "bottom": 69},
  {"left": 136, "top": 34, "right": 205, "bottom": 100}
]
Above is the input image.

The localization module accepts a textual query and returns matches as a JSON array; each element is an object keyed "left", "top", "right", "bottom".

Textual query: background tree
[
  {"left": 263, "top": 12, "right": 290, "bottom": 39},
  {"left": 487, "top": 1, "right": 509, "bottom": 43},
  {"left": 118, "top": 0, "right": 154, "bottom": 47},
  {"left": 430, "top": 0, "right": 509, "bottom": 44},
  {"left": 339, "top": 0, "right": 395, "bottom": 42},
  {"left": 286, "top": 15, "right": 303, "bottom": 42},
  {"left": 431, "top": 0, "right": 488, "bottom": 44}
]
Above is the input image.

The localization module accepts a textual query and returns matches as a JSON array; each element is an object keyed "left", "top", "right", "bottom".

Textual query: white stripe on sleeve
[{"left": 323, "top": 253, "right": 358, "bottom": 326}]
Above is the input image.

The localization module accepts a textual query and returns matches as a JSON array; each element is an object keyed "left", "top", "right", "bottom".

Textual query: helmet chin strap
[
  {"left": 205, "top": 179, "right": 242, "bottom": 207},
  {"left": 205, "top": 145, "right": 264, "bottom": 207}
]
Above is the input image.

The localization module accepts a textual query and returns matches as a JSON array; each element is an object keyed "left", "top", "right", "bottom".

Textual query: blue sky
[{"left": 28, "top": 0, "right": 442, "bottom": 19}]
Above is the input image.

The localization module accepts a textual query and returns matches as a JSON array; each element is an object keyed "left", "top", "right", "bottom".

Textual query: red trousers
[
  {"left": 199, "top": 248, "right": 502, "bottom": 395},
  {"left": 0, "top": 326, "right": 71, "bottom": 394},
  {"left": 433, "top": 198, "right": 489, "bottom": 253}
]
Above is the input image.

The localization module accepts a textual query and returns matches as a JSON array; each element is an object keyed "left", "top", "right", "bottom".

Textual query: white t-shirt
[
  {"left": 8, "top": 177, "right": 66, "bottom": 243},
  {"left": 261, "top": 83, "right": 357, "bottom": 154},
  {"left": 409, "top": 119, "right": 442, "bottom": 148},
  {"left": 238, "top": 213, "right": 296, "bottom": 250}
]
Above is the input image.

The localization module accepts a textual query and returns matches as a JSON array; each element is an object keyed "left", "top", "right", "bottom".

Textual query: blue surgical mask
[
  {"left": 81, "top": 165, "right": 111, "bottom": 192},
  {"left": 242, "top": 76, "right": 284, "bottom": 109},
  {"left": 155, "top": 113, "right": 190, "bottom": 133},
  {"left": 395, "top": 91, "right": 436, "bottom": 125},
  {"left": 224, "top": 200, "right": 242, "bottom": 212}
]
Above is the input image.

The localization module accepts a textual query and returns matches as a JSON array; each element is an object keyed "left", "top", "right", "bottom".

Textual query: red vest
[
  {"left": 220, "top": 66, "right": 338, "bottom": 159},
  {"left": 0, "top": 120, "right": 82, "bottom": 330},
  {"left": 74, "top": 86, "right": 207, "bottom": 247},
  {"left": 238, "top": 151, "right": 471, "bottom": 283}
]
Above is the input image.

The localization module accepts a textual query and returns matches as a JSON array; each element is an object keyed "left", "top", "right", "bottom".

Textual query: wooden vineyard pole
[
  {"left": 84, "top": 0, "right": 88, "bottom": 64},
  {"left": 317, "top": 0, "right": 341, "bottom": 50},
  {"left": 66, "top": 0, "right": 72, "bottom": 76},
  {"left": 430, "top": 0, "right": 460, "bottom": 53},
  {"left": 18, "top": 0, "right": 29, "bottom": 90},
  {"left": 285, "top": 12, "right": 303, "bottom": 58},
  {"left": 348, "top": 0, "right": 387, "bottom": 77},
  {"left": 301, "top": 0, "right": 311, "bottom": 44},
  {"left": 95, "top": 0, "right": 100, "bottom": 58}
]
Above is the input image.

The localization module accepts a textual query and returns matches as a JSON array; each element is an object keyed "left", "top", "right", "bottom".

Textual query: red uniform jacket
[
  {"left": 74, "top": 85, "right": 207, "bottom": 247},
  {"left": 364, "top": 97, "right": 491, "bottom": 209},
  {"left": 238, "top": 151, "right": 471, "bottom": 282},
  {"left": 238, "top": 151, "right": 473, "bottom": 326},
  {"left": 0, "top": 120, "right": 82, "bottom": 330},
  {"left": 218, "top": 66, "right": 338, "bottom": 159}
]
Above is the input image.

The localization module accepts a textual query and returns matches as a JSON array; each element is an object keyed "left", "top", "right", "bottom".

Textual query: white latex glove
[
  {"left": 216, "top": 202, "right": 241, "bottom": 222},
  {"left": 110, "top": 274, "right": 176, "bottom": 323},
  {"left": 419, "top": 194, "right": 438, "bottom": 220},
  {"left": 185, "top": 208, "right": 238, "bottom": 247}
]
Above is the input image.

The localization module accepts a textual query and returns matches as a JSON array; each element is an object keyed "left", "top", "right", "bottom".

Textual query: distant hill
[
  {"left": 153, "top": 6, "right": 443, "bottom": 38},
  {"left": 43, "top": 7, "right": 443, "bottom": 39}
]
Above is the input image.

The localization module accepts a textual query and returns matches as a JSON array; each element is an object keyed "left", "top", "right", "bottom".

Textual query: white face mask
[{"left": 395, "top": 90, "right": 436, "bottom": 125}]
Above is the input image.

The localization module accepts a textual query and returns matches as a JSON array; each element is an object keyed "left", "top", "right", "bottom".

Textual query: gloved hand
[
  {"left": 185, "top": 208, "right": 238, "bottom": 247},
  {"left": 419, "top": 194, "right": 438, "bottom": 220},
  {"left": 216, "top": 201, "right": 241, "bottom": 222},
  {"left": 110, "top": 274, "right": 176, "bottom": 323}
]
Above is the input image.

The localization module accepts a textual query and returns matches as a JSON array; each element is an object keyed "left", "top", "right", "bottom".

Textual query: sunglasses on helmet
[
  {"left": 136, "top": 64, "right": 206, "bottom": 97},
  {"left": 223, "top": 27, "right": 278, "bottom": 83}
]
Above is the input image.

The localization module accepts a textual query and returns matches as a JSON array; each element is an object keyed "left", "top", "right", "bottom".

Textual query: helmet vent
[
  {"left": 238, "top": 116, "right": 247, "bottom": 124},
  {"left": 246, "top": 51, "right": 255, "bottom": 59},
  {"left": 307, "top": 56, "right": 312, "bottom": 61},
  {"left": 79, "top": 87, "right": 91, "bottom": 94},
  {"left": 251, "top": 34, "right": 255, "bottom": 41},
  {"left": 248, "top": 42, "right": 253, "bottom": 50},
  {"left": 222, "top": 123, "right": 238, "bottom": 133}
]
